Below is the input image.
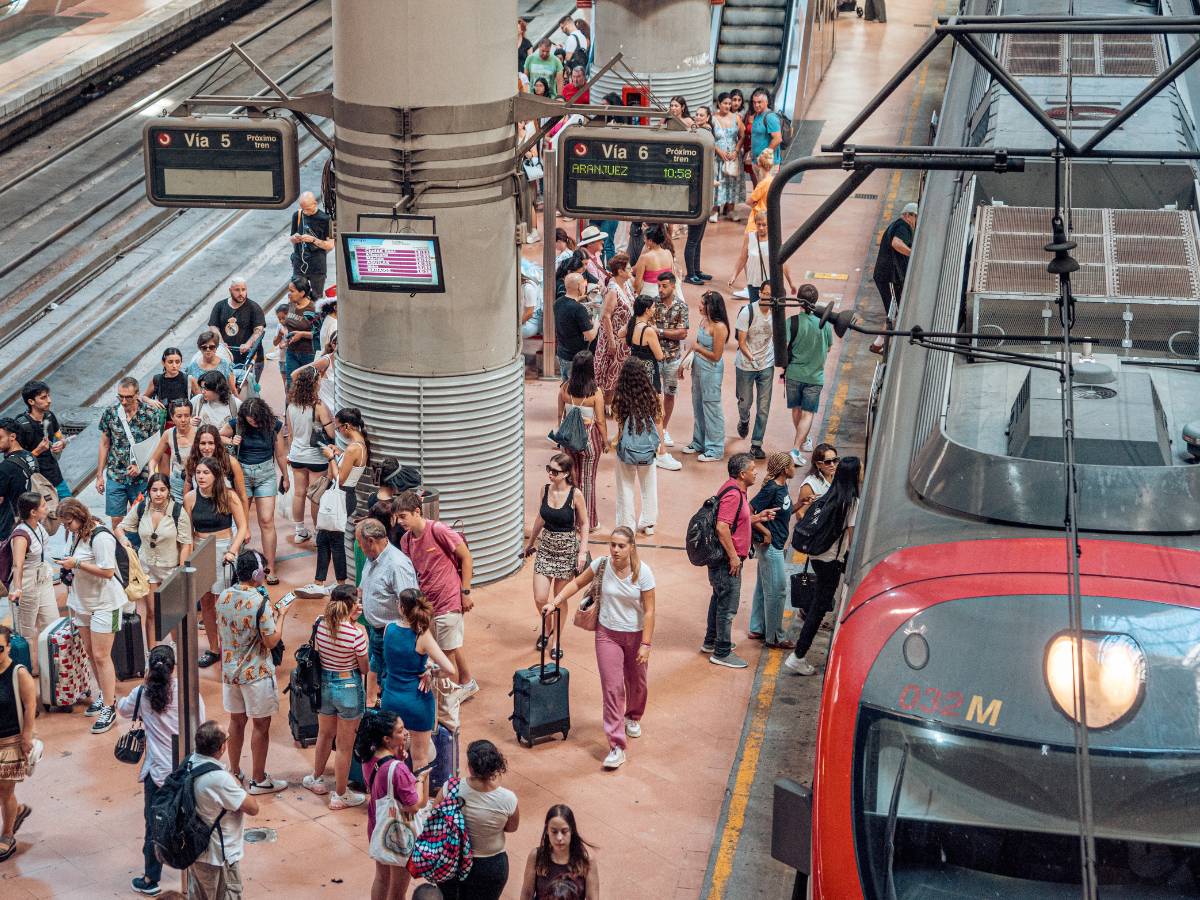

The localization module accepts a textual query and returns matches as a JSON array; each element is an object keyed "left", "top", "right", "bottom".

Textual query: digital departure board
[
  {"left": 142, "top": 116, "right": 300, "bottom": 209},
  {"left": 557, "top": 125, "right": 714, "bottom": 225},
  {"left": 341, "top": 233, "right": 446, "bottom": 293}
]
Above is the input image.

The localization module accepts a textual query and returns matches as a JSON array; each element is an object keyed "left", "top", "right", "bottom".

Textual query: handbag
[
  {"left": 369, "top": 757, "right": 420, "bottom": 865},
  {"left": 522, "top": 157, "right": 544, "bottom": 181},
  {"left": 316, "top": 477, "right": 348, "bottom": 532},
  {"left": 790, "top": 559, "right": 817, "bottom": 610},
  {"left": 722, "top": 156, "right": 740, "bottom": 177},
  {"left": 114, "top": 687, "right": 147, "bottom": 765},
  {"left": 572, "top": 557, "right": 606, "bottom": 632},
  {"left": 306, "top": 473, "right": 332, "bottom": 503},
  {"left": 10, "top": 663, "right": 43, "bottom": 775}
]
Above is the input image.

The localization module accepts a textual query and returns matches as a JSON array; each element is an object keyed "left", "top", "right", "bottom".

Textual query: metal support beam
[{"left": 228, "top": 42, "right": 335, "bottom": 152}]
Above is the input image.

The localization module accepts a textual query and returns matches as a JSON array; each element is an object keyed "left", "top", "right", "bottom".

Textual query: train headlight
[{"left": 1044, "top": 632, "right": 1146, "bottom": 729}]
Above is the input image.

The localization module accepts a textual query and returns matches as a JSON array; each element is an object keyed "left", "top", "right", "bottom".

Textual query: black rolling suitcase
[
  {"left": 510, "top": 608, "right": 570, "bottom": 747},
  {"left": 286, "top": 666, "right": 319, "bottom": 747},
  {"left": 112, "top": 611, "right": 146, "bottom": 681}
]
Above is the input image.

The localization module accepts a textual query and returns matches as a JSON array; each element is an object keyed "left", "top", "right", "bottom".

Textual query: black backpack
[
  {"left": 150, "top": 757, "right": 227, "bottom": 869},
  {"left": 685, "top": 485, "right": 742, "bottom": 567},
  {"left": 136, "top": 498, "right": 182, "bottom": 534},
  {"left": 791, "top": 492, "right": 849, "bottom": 557},
  {"left": 74, "top": 524, "right": 129, "bottom": 587},
  {"left": 285, "top": 617, "right": 322, "bottom": 708}
]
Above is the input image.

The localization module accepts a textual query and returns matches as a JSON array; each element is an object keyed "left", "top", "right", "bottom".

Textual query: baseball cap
[
  {"left": 0, "top": 417, "right": 20, "bottom": 434},
  {"left": 902, "top": 202, "right": 918, "bottom": 216}
]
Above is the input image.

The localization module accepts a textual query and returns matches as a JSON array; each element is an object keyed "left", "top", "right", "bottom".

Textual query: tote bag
[
  {"left": 316, "top": 476, "right": 347, "bottom": 532},
  {"left": 368, "top": 758, "right": 420, "bottom": 865}
]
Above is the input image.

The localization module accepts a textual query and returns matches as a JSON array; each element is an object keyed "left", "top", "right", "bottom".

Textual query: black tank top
[
  {"left": 626, "top": 321, "right": 656, "bottom": 362},
  {"left": 540, "top": 485, "right": 576, "bottom": 533},
  {"left": 0, "top": 664, "right": 20, "bottom": 739},
  {"left": 155, "top": 372, "right": 189, "bottom": 406},
  {"left": 191, "top": 492, "right": 232, "bottom": 533}
]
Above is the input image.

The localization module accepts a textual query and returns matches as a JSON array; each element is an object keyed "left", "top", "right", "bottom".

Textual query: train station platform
[
  {"left": 0, "top": 0, "right": 251, "bottom": 138},
  {"left": 0, "top": 2, "right": 940, "bottom": 897}
]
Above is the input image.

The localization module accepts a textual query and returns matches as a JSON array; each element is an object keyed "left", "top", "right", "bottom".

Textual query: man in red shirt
[
  {"left": 561, "top": 67, "right": 590, "bottom": 105},
  {"left": 396, "top": 492, "right": 477, "bottom": 719},
  {"left": 704, "top": 453, "right": 776, "bottom": 668}
]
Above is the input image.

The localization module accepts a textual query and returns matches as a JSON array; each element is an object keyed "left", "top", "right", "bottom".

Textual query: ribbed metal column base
[
  {"left": 337, "top": 356, "right": 526, "bottom": 584},
  {"left": 591, "top": 66, "right": 714, "bottom": 120}
]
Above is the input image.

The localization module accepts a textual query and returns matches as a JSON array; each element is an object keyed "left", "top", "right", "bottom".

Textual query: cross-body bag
[
  {"left": 573, "top": 557, "right": 606, "bottom": 631},
  {"left": 114, "top": 686, "right": 147, "bottom": 764},
  {"left": 116, "top": 404, "right": 157, "bottom": 475},
  {"left": 10, "top": 663, "right": 43, "bottom": 775},
  {"left": 753, "top": 234, "right": 769, "bottom": 287}
]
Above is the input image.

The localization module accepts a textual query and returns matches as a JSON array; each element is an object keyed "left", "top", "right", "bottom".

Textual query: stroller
[
  {"left": 838, "top": 0, "right": 864, "bottom": 15},
  {"left": 233, "top": 333, "right": 263, "bottom": 402}
]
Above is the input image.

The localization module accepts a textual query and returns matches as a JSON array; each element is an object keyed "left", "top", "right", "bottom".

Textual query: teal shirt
[
  {"left": 784, "top": 314, "right": 833, "bottom": 384},
  {"left": 524, "top": 53, "right": 563, "bottom": 96}
]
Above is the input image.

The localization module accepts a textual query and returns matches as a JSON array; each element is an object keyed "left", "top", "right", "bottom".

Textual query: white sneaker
[
  {"left": 302, "top": 774, "right": 329, "bottom": 796},
  {"left": 624, "top": 718, "right": 642, "bottom": 739},
  {"left": 663, "top": 430, "right": 675, "bottom": 447},
  {"left": 697, "top": 453, "right": 721, "bottom": 462},
  {"left": 642, "top": 524, "right": 655, "bottom": 536},
  {"left": 247, "top": 775, "right": 288, "bottom": 795},
  {"left": 655, "top": 454, "right": 682, "bottom": 471},
  {"left": 296, "top": 583, "right": 329, "bottom": 599},
  {"left": 294, "top": 525, "right": 312, "bottom": 543},
  {"left": 708, "top": 213, "right": 719, "bottom": 223},
  {"left": 783, "top": 654, "right": 817, "bottom": 676},
  {"left": 802, "top": 437, "right": 814, "bottom": 452},
  {"left": 525, "top": 228, "right": 541, "bottom": 244},
  {"left": 681, "top": 445, "right": 701, "bottom": 454},
  {"left": 329, "top": 789, "right": 367, "bottom": 810},
  {"left": 602, "top": 747, "right": 626, "bottom": 769},
  {"left": 790, "top": 449, "right": 806, "bottom": 467}
]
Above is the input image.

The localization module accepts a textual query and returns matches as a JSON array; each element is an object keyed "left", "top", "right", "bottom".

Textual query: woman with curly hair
[
  {"left": 592, "top": 252, "right": 634, "bottom": 407},
  {"left": 184, "top": 424, "right": 247, "bottom": 509},
  {"left": 610, "top": 360, "right": 661, "bottom": 535},
  {"left": 285, "top": 366, "right": 334, "bottom": 543},
  {"left": 221, "top": 397, "right": 288, "bottom": 582}
]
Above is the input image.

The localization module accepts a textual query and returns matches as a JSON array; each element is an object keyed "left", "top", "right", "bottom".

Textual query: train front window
[{"left": 854, "top": 711, "right": 1200, "bottom": 898}]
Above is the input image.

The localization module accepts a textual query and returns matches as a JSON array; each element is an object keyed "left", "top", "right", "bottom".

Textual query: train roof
[{"left": 852, "top": 0, "right": 1200, "bottom": 577}]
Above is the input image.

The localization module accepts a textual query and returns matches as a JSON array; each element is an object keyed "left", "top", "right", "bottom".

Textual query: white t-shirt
[
  {"left": 191, "top": 753, "right": 248, "bottom": 864},
  {"left": 591, "top": 556, "right": 656, "bottom": 632},
  {"left": 319, "top": 315, "right": 337, "bottom": 353},
  {"left": 68, "top": 529, "right": 128, "bottom": 614},
  {"left": 734, "top": 302, "right": 775, "bottom": 370},
  {"left": 522, "top": 280, "right": 541, "bottom": 314},
  {"left": 800, "top": 473, "right": 831, "bottom": 499},
  {"left": 287, "top": 403, "right": 327, "bottom": 465},
  {"left": 458, "top": 780, "right": 518, "bottom": 858},
  {"left": 811, "top": 498, "right": 857, "bottom": 563},
  {"left": 746, "top": 236, "right": 771, "bottom": 287},
  {"left": 191, "top": 395, "right": 240, "bottom": 430},
  {"left": 563, "top": 31, "right": 588, "bottom": 61}
]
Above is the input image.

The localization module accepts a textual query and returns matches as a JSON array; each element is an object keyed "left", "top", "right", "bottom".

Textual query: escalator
[{"left": 713, "top": 0, "right": 796, "bottom": 100}]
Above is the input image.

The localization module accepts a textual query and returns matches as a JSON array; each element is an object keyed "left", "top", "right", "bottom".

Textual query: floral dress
[
  {"left": 713, "top": 116, "right": 745, "bottom": 206},
  {"left": 594, "top": 279, "right": 634, "bottom": 394}
]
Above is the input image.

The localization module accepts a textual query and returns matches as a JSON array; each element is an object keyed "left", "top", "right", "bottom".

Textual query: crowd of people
[{"left": 0, "top": 17, "right": 890, "bottom": 899}]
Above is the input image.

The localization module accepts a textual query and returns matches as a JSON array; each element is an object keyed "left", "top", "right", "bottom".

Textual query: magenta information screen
[{"left": 341, "top": 233, "right": 445, "bottom": 293}]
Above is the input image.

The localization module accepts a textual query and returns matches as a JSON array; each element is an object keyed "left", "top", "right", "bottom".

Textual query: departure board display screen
[
  {"left": 557, "top": 125, "right": 714, "bottom": 225},
  {"left": 143, "top": 116, "right": 299, "bottom": 209},
  {"left": 341, "top": 233, "right": 446, "bottom": 293}
]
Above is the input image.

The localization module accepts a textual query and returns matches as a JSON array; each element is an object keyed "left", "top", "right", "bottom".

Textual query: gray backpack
[{"left": 617, "top": 419, "right": 659, "bottom": 466}]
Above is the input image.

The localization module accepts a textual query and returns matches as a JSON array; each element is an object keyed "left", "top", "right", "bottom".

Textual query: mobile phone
[{"left": 274, "top": 591, "right": 297, "bottom": 611}]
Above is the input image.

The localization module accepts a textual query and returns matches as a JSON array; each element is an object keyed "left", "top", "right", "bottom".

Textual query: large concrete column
[
  {"left": 591, "top": 0, "right": 715, "bottom": 115},
  {"left": 332, "top": 0, "right": 523, "bottom": 583}
]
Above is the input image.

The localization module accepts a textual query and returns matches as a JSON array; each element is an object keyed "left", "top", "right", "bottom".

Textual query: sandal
[
  {"left": 535, "top": 635, "right": 549, "bottom": 653},
  {"left": 12, "top": 804, "right": 30, "bottom": 834},
  {"left": 0, "top": 836, "right": 16, "bottom": 862},
  {"left": 265, "top": 574, "right": 280, "bottom": 586}
]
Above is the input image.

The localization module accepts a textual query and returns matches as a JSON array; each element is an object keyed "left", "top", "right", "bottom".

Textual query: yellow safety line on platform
[{"left": 705, "top": 27, "right": 936, "bottom": 897}]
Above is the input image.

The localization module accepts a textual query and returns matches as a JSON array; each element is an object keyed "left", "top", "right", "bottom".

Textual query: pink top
[
  {"left": 716, "top": 478, "right": 752, "bottom": 558},
  {"left": 400, "top": 522, "right": 465, "bottom": 616},
  {"left": 363, "top": 756, "right": 420, "bottom": 835},
  {"left": 641, "top": 266, "right": 672, "bottom": 286}
]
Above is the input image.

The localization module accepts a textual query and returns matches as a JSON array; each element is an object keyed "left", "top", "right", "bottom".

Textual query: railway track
[{"left": 0, "top": 0, "right": 333, "bottom": 423}]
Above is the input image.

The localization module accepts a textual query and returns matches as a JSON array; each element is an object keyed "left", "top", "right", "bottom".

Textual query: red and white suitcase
[{"left": 38, "top": 616, "right": 93, "bottom": 711}]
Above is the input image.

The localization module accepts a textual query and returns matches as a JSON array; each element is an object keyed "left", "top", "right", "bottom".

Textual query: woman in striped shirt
[{"left": 302, "top": 585, "right": 369, "bottom": 809}]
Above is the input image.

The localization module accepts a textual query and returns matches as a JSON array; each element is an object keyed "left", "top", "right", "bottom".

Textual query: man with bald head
[
  {"left": 288, "top": 191, "right": 333, "bottom": 299},
  {"left": 554, "top": 272, "right": 597, "bottom": 382},
  {"left": 208, "top": 276, "right": 267, "bottom": 381}
]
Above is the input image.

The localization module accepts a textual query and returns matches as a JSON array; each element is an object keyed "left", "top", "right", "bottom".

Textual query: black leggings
[
  {"left": 684, "top": 219, "right": 708, "bottom": 277},
  {"left": 794, "top": 558, "right": 844, "bottom": 659},
  {"left": 315, "top": 487, "right": 356, "bottom": 582},
  {"left": 442, "top": 851, "right": 509, "bottom": 900}
]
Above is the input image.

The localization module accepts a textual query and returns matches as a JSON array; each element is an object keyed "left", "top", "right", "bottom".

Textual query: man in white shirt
[
  {"left": 734, "top": 285, "right": 777, "bottom": 461},
  {"left": 189, "top": 720, "right": 259, "bottom": 900},
  {"left": 356, "top": 518, "right": 418, "bottom": 701}
]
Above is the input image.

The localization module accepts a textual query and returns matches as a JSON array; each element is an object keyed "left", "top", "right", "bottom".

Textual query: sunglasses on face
[
  {"left": 201, "top": 344, "right": 217, "bottom": 351},
  {"left": 546, "top": 466, "right": 566, "bottom": 475},
  {"left": 819, "top": 456, "right": 839, "bottom": 465}
]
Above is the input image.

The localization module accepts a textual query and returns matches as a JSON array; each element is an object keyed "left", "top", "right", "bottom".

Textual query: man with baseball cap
[{"left": 871, "top": 202, "right": 917, "bottom": 353}]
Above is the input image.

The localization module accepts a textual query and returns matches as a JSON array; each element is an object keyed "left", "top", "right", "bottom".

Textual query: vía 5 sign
[{"left": 897, "top": 683, "right": 1003, "bottom": 727}]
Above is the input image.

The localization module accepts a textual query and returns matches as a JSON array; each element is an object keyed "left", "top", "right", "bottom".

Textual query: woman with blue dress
[
  {"left": 380, "top": 588, "right": 458, "bottom": 773},
  {"left": 683, "top": 291, "right": 730, "bottom": 462},
  {"left": 712, "top": 93, "right": 746, "bottom": 220}
]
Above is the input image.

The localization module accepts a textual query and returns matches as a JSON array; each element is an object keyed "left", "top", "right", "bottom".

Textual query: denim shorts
[
  {"left": 240, "top": 458, "right": 278, "bottom": 498},
  {"left": 319, "top": 669, "right": 365, "bottom": 719},
  {"left": 105, "top": 475, "right": 147, "bottom": 518},
  {"left": 785, "top": 380, "right": 823, "bottom": 413}
]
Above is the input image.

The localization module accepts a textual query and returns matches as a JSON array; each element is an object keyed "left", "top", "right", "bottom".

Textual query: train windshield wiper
[{"left": 883, "top": 741, "right": 911, "bottom": 900}]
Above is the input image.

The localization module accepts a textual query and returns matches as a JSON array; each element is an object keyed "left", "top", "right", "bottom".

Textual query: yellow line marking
[
  {"left": 706, "top": 24, "right": 941, "bottom": 899},
  {"left": 805, "top": 271, "right": 850, "bottom": 281}
]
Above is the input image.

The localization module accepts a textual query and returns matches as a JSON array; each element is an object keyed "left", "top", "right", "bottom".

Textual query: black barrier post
[{"left": 159, "top": 536, "right": 214, "bottom": 764}]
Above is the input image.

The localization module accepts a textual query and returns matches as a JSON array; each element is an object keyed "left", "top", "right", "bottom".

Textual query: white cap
[{"left": 902, "top": 202, "right": 918, "bottom": 216}]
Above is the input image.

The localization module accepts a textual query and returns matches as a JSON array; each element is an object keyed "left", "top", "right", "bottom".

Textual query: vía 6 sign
[
  {"left": 556, "top": 125, "right": 714, "bottom": 225},
  {"left": 142, "top": 115, "right": 299, "bottom": 209}
]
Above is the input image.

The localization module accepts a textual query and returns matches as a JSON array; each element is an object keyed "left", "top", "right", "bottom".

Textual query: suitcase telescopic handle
[{"left": 539, "top": 606, "right": 562, "bottom": 684}]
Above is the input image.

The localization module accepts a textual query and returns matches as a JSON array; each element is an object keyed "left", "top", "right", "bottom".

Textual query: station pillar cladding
[
  {"left": 331, "top": 0, "right": 523, "bottom": 583},
  {"left": 590, "top": 0, "right": 715, "bottom": 116}
]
